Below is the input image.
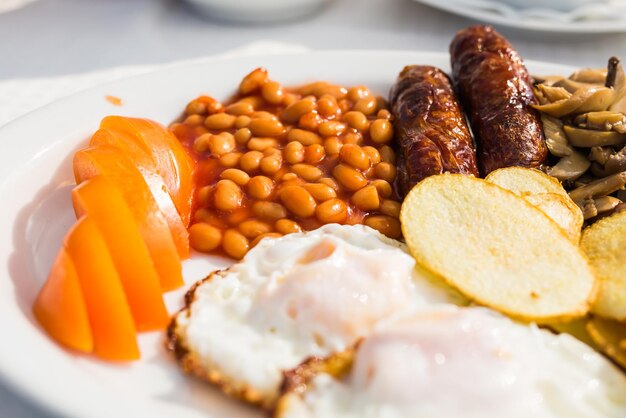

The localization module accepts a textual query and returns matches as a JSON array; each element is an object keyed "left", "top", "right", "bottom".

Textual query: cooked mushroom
[
  {"left": 542, "top": 115, "right": 575, "bottom": 157},
  {"left": 547, "top": 150, "right": 590, "bottom": 181},
  {"left": 606, "top": 56, "right": 621, "bottom": 88},
  {"left": 570, "top": 68, "right": 608, "bottom": 84},
  {"left": 604, "top": 146, "right": 626, "bottom": 174},
  {"left": 579, "top": 198, "right": 599, "bottom": 220},
  {"left": 563, "top": 125, "right": 626, "bottom": 147},
  {"left": 533, "top": 87, "right": 613, "bottom": 117},
  {"left": 589, "top": 146, "right": 613, "bottom": 165},
  {"left": 554, "top": 78, "right": 603, "bottom": 94},
  {"left": 609, "top": 58, "right": 626, "bottom": 114},
  {"left": 536, "top": 84, "right": 572, "bottom": 103},
  {"left": 574, "top": 111, "right": 626, "bottom": 132},
  {"left": 569, "top": 171, "right": 626, "bottom": 202},
  {"left": 594, "top": 195, "right": 622, "bottom": 213}
]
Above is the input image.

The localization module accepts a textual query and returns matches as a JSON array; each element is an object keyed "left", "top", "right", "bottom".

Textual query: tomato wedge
[
  {"left": 65, "top": 217, "right": 139, "bottom": 361},
  {"left": 98, "top": 116, "right": 194, "bottom": 227},
  {"left": 90, "top": 128, "right": 189, "bottom": 259},
  {"left": 33, "top": 248, "right": 93, "bottom": 353},
  {"left": 73, "top": 145, "right": 183, "bottom": 291},
  {"left": 72, "top": 176, "right": 170, "bottom": 331}
]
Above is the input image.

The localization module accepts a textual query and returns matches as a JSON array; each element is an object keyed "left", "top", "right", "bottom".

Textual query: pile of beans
[{"left": 171, "top": 68, "right": 402, "bottom": 259}]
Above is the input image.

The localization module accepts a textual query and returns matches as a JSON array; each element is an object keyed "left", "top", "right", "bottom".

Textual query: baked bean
[
  {"left": 251, "top": 232, "right": 283, "bottom": 248},
  {"left": 351, "top": 185, "right": 380, "bottom": 211},
  {"left": 354, "top": 96, "right": 377, "bottom": 116},
  {"left": 196, "top": 185, "right": 212, "bottom": 206},
  {"left": 281, "top": 97, "right": 316, "bottom": 124},
  {"left": 222, "top": 229, "right": 250, "bottom": 259},
  {"left": 302, "top": 183, "right": 336, "bottom": 201},
  {"left": 370, "top": 119, "right": 393, "bottom": 144},
  {"left": 287, "top": 129, "right": 322, "bottom": 146},
  {"left": 252, "top": 201, "right": 287, "bottom": 220},
  {"left": 343, "top": 132, "right": 362, "bottom": 145},
  {"left": 193, "top": 133, "right": 211, "bottom": 153},
  {"left": 317, "top": 94, "right": 340, "bottom": 118},
  {"left": 375, "top": 97, "right": 388, "bottom": 113},
  {"left": 247, "top": 137, "right": 278, "bottom": 152},
  {"left": 333, "top": 164, "right": 368, "bottom": 191},
  {"left": 239, "top": 68, "right": 268, "bottom": 95},
  {"left": 291, "top": 163, "right": 323, "bottom": 181},
  {"left": 213, "top": 179, "right": 243, "bottom": 211},
  {"left": 304, "top": 144, "right": 325, "bottom": 164},
  {"left": 234, "top": 128, "right": 252, "bottom": 144},
  {"left": 379, "top": 145, "right": 396, "bottom": 164},
  {"left": 279, "top": 186, "right": 317, "bottom": 218},
  {"left": 227, "top": 208, "right": 250, "bottom": 226},
  {"left": 380, "top": 199, "right": 401, "bottom": 218},
  {"left": 324, "top": 137, "right": 343, "bottom": 155},
  {"left": 260, "top": 153, "right": 282, "bottom": 175},
  {"left": 219, "top": 152, "right": 242, "bottom": 168},
  {"left": 347, "top": 85, "right": 371, "bottom": 102},
  {"left": 204, "top": 113, "right": 236, "bottom": 130},
  {"left": 318, "top": 121, "right": 346, "bottom": 137},
  {"left": 261, "top": 81, "right": 284, "bottom": 104},
  {"left": 370, "top": 179, "right": 393, "bottom": 198},
  {"left": 339, "top": 144, "right": 370, "bottom": 170},
  {"left": 299, "top": 112, "right": 323, "bottom": 131},
  {"left": 235, "top": 115, "right": 252, "bottom": 129},
  {"left": 189, "top": 223, "right": 222, "bottom": 252},
  {"left": 298, "top": 81, "right": 329, "bottom": 96},
  {"left": 361, "top": 146, "right": 382, "bottom": 165},
  {"left": 282, "top": 93, "right": 299, "bottom": 107},
  {"left": 249, "top": 118, "right": 285, "bottom": 137},
  {"left": 377, "top": 109, "right": 392, "bottom": 120},
  {"left": 364, "top": 215, "right": 401, "bottom": 239},
  {"left": 318, "top": 177, "right": 340, "bottom": 191},
  {"left": 193, "top": 208, "right": 226, "bottom": 228},
  {"left": 208, "top": 132, "right": 235, "bottom": 156},
  {"left": 226, "top": 101, "right": 254, "bottom": 116},
  {"left": 240, "top": 95, "right": 264, "bottom": 109},
  {"left": 343, "top": 111, "right": 369, "bottom": 131},
  {"left": 338, "top": 99, "right": 351, "bottom": 113},
  {"left": 374, "top": 162, "right": 396, "bottom": 183},
  {"left": 238, "top": 219, "right": 273, "bottom": 238},
  {"left": 220, "top": 168, "right": 250, "bottom": 186},
  {"left": 284, "top": 141, "right": 305, "bottom": 164},
  {"left": 247, "top": 175, "right": 274, "bottom": 199},
  {"left": 275, "top": 219, "right": 302, "bottom": 235},
  {"left": 239, "top": 150, "right": 264, "bottom": 172},
  {"left": 186, "top": 100, "right": 207, "bottom": 115},
  {"left": 251, "top": 111, "right": 278, "bottom": 120},
  {"left": 184, "top": 114, "right": 204, "bottom": 126},
  {"left": 313, "top": 84, "right": 347, "bottom": 100},
  {"left": 282, "top": 172, "right": 299, "bottom": 181},
  {"left": 316, "top": 199, "right": 348, "bottom": 223}
]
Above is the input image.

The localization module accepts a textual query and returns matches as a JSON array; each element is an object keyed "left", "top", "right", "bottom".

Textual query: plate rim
[{"left": 0, "top": 49, "right": 577, "bottom": 418}]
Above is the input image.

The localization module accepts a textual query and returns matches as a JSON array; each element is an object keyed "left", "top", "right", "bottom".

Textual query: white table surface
[{"left": 3, "top": 0, "right": 626, "bottom": 416}]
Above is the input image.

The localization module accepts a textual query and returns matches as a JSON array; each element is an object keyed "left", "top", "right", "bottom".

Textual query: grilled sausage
[
  {"left": 450, "top": 25, "right": 547, "bottom": 176},
  {"left": 389, "top": 65, "right": 479, "bottom": 196}
]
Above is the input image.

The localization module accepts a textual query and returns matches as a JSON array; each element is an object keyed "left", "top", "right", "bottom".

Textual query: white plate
[
  {"left": 413, "top": 0, "right": 626, "bottom": 33},
  {"left": 0, "top": 50, "right": 575, "bottom": 418}
]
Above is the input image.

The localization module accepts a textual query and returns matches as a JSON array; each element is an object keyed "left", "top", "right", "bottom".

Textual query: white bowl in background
[
  {"left": 501, "top": 0, "right": 600, "bottom": 12},
  {"left": 184, "top": 0, "right": 331, "bottom": 23}
]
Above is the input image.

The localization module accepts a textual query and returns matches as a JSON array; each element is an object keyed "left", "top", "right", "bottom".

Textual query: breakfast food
[
  {"left": 389, "top": 65, "right": 478, "bottom": 195},
  {"left": 172, "top": 69, "right": 402, "bottom": 259},
  {"left": 168, "top": 225, "right": 462, "bottom": 408},
  {"left": 275, "top": 307, "right": 626, "bottom": 418},
  {"left": 450, "top": 25, "right": 547, "bottom": 175},
  {"left": 587, "top": 316, "right": 626, "bottom": 369},
  {"left": 581, "top": 211, "right": 626, "bottom": 320},
  {"left": 532, "top": 58, "right": 626, "bottom": 222},
  {"left": 400, "top": 174, "right": 596, "bottom": 321},
  {"left": 522, "top": 193, "right": 583, "bottom": 243}
]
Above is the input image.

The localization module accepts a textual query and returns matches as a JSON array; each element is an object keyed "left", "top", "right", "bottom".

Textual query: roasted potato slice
[
  {"left": 485, "top": 166, "right": 569, "bottom": 197},
  {"left": 523, "top": 193, "right": 583, "bottom": 243},
  {"left": 400, "top": 174, "right": 597, "bottom": 322},
  {"left": 581, "top": 211, "right": 626, "bottom": 320},
  {"left": 587, "top": 316, "right": 626, "bottom": 370}
]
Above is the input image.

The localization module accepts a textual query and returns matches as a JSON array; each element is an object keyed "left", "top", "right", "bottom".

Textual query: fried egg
[
  {"left": 169, "top": 225, "right": 463, "bottom": 407},
  {"left": 275, "top": 306, "right": 626, "bottom": 418}
]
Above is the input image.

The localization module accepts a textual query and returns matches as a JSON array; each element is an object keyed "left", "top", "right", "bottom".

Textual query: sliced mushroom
[
  {"left": 589, "top": 146, "right": 613, "bottom": 165},
  {"left": 594, "top": 196, "right": 622, "bottom": 213},
  {"left": 574, "top": 111, "right": 626, "bottom": 131},
  {"left": 568, "top": 171, "right": 626, "bottom": 202},
  {"left": 608, "top": 58, "right": 626, "bottom": 114},
  {"left": 547, "top": 150, "right": 590, "bottom": 181},
  {"left": 536, "top": 84, "right": 572, "bottom": 103},
  {"left": 542, "top": 115, "right": 574, "bottom": 157},
  {"left": 591, "top": 162, "right": 609, "bottom": 178},
  {"left": 533, "top": 87, "right": 613, "bottom": 117},
  {"left": 563, "top": 125, "right": 626, "bottom": 147},
  {"left": 533, "top": 75, "right": 566, "bottom": 86},
  {"left": 554, "top": 78, "right": 603, "bottom": 94},
  {"left": 579, "top": 198, "right": 599, "bottom": 220},
  {"left": 604, "top": 146, "right": 626, "bottom": 174},
  {"left": 606, "top": 56, "right": 621, "bottom": 88},
  {"left": 570, "top": 68, "right": 608, "bottom": 84}
]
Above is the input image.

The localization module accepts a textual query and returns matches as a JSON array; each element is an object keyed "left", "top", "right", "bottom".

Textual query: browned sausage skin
[
  {"left": 389, "top": 65, "right": 479, "bottom": 196},
  {"left": 450, "top": 25, "right": 547, "bottom": 176}
]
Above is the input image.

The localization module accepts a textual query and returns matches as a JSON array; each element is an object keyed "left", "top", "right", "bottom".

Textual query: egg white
[
  {"left": 173, "top": 224, "right": 463, "bottom": 405},
  {"left": 276, "top": 306, "right": 626, "bottom": 418}
]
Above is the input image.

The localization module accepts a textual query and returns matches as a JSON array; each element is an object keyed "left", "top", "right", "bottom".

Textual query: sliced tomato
[
  {"left": 72, "top": 176, "right": 170, "bottom": 331},
  {"left": 64, "top": 217, "right": 139, "bottom": 361},
  {"left": 73, "top": 144, "right": 183, "bottom": 291},
  {"left": 90, "top": 128, "right": 189, "bottom": 259},
  {"left": 33, "top": 248, "right": 93, "bottom": 353}
]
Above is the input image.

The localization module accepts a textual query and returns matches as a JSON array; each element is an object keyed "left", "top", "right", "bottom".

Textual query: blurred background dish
[
  {"left": 183, "top": 0, "right": 331, "bottom": 23},
  {"left": 412, "top": 0, "right": 626, "bottom": 33}
]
